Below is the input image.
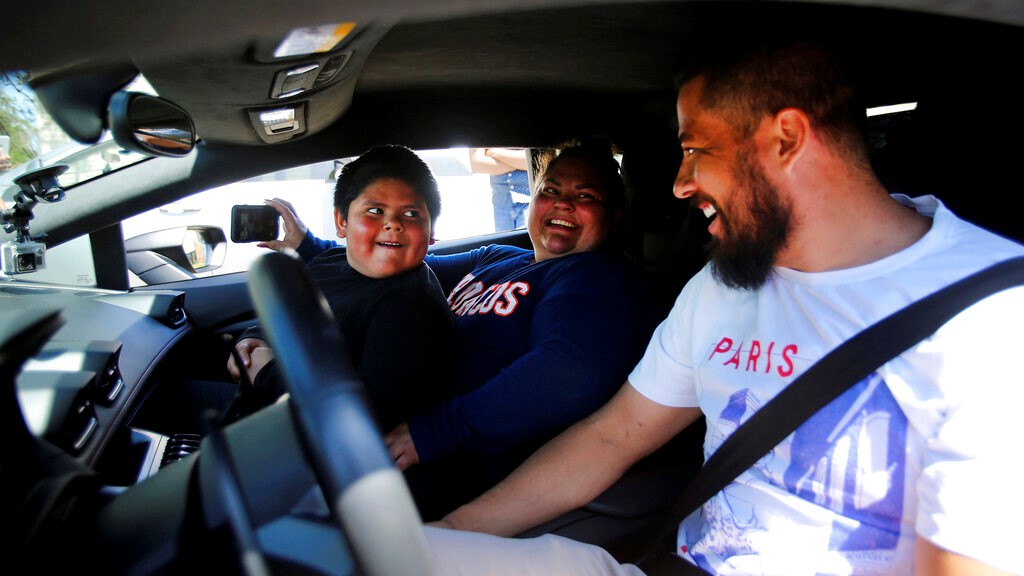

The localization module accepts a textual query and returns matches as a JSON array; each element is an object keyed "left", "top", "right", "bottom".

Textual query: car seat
[{"left": 618, "top": 131, "right": 710, "bottom": 300}]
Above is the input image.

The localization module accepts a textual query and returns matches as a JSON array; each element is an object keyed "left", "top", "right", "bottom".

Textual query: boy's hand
[
  {"left": 384, "top": 422, "right": 420, "bottom": 471},
  {"left": 245, "top": 346, "right": 276, "bottom": 384},
  {"left": 258, "top": 197, "right": 307, "bottom": 252},
  {"left": 227, "top": 337, "right": 271, "bottom": 380}
]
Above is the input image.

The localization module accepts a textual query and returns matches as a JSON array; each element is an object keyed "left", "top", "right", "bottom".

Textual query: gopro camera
[
  {"left": 2, "top": 240, "right": 46, "bottom": 275},
  {"left": 231, "top": 204, "right": 280, "bottom": 243}
]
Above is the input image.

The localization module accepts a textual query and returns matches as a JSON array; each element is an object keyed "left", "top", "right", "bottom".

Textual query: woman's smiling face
[
  {"left": 336, "top": 177, "right": 432, "bottom": 278},
  {"left": 528, "top": 156, "right": 617, "bottom": 262}
]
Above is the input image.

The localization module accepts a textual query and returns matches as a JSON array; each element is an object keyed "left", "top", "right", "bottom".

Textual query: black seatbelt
[{"left": 638, "top": 255, "right": 1024, "bottom": 574}]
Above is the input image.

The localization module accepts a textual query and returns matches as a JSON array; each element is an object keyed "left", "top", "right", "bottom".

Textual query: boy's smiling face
[{"left": 336, "top": 177, "right": 433, "bottom": 279}]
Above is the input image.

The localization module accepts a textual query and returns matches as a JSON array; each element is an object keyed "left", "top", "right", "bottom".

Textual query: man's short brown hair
[{"left": 674, "top": 34, "right": 870, "bottom": 169}]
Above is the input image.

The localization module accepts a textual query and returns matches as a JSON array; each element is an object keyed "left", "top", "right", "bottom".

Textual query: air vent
[
  {"left": 94, "top": 360, "right": 124, "bottom": 405},
  {"left": 160, "top": 433, "right": 201, "bottom": 467},
  {"left": 167, "top": 298, "right": 188, "bottom": 328},
  {"left": 60, "top": 390, "right": 98, "bottom": 453}
]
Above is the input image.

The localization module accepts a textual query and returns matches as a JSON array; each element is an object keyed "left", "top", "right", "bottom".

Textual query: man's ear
[
  {"left": 334, "top": 207, "right": 348, "bottom": 239},
  {"left": 773, "top": 107, "right": 810, "bottom": 171}
]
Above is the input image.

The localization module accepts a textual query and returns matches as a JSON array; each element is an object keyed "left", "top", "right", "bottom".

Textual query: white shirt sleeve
[{"left": 911, "top": 287, "right": 1024, "bottom": 575}]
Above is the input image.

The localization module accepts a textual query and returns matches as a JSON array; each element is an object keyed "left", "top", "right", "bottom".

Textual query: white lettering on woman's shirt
[{"left": 447, "top": 274, "right": 531, "bottom": 317}]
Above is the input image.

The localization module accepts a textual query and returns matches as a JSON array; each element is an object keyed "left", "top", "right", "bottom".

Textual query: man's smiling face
[{"left": 674, "top": 77, "right": 793, "bottom": 290}]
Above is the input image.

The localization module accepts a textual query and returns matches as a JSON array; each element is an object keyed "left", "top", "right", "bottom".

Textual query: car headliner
[
  {"left": 3, "top": 0, "right": 1020, "bottom": 144},
  {"left": 3, "top": 0, "right": 1022, "bottom": 73}
]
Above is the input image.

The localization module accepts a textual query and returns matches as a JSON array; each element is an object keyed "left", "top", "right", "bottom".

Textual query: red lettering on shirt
[
  {"left": 777, "top": 344, "right": 797, "bottom": 377},
  {"left": 746, "top": 340, "right": 762, "bottom": 372},
  {"left": 708, "top": 337, "right": 734, "bottom": 361},
  {"left": 708, "top": 337, "right": 798, "bottom": 378},
  {"left": 724, "top": 345, "right": 742, "bottom": 369}
]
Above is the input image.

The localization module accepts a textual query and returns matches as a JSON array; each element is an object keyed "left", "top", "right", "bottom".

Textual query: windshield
[{"left": 1, "top": 71, "right": 149, "bottom": 206}]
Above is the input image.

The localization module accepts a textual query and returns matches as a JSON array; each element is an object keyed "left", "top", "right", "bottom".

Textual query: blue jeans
[{"left": 490, "top": 170, "right": 530, "bottom": 231}]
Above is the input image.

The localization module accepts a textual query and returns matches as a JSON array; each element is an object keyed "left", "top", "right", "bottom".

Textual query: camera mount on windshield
[{"left": 1, "top": 164, "right": 68, "bottom": 276}]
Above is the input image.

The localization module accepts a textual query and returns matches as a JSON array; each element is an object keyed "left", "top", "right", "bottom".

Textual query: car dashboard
[{"left": 3, "top": 281, "right": 196, "bottom": 488}]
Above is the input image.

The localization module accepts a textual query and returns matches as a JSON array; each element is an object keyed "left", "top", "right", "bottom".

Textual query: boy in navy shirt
[{"left": 228, "top": 145, "right": 456, "bottom": 433}]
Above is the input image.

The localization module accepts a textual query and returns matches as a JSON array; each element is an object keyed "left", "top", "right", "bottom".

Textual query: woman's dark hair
[
  {"left": 537, "top": 136, "right": 626, "bottom": 212},
  {"left": 334, "top": 144, "right": 441, "bottom": 225}
]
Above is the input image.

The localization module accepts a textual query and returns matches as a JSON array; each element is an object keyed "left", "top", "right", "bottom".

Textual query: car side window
[
  {"left": 120, "top": 147, "right": 518, "bottom": 286},
  {"left": 12, "top": 234, "right": 98, "bottom": 286},
  {"left": 120, "top": 160, "right": 337, "bottom": 286}
]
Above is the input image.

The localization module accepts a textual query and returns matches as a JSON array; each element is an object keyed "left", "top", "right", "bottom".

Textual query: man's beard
[{"left": 706, "top": 146, "right": 792, "bottom": 290}]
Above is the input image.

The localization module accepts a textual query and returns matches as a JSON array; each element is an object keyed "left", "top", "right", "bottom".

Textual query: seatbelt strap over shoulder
[{"left": 639, "top": 255, "right": 1024, "bottom": 572}]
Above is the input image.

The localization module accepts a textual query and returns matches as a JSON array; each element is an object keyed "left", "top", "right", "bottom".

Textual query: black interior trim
[{"left": 89, "top": 223, "right": 129, "bottom": 291}]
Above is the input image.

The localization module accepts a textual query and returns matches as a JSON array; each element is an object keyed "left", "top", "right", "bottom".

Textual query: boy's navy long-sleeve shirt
[{"left": 244, "top": 247, "right": 456, "bottom": 432}]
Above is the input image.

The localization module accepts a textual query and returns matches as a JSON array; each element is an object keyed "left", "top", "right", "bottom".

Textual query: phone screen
[{"left": 231, "top": 205, "right": 279, "bottom": 243}]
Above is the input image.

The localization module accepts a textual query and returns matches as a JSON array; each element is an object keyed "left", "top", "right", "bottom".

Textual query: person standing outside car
[
  {"left": 261, "top": 138, "right": 668, "bottom": 521},
  {"left": 421, "top": 35, "right": 1024, "bottom": 576},
  {"left": 470, "top": 147, "right": 531, "bottom": 231},
  {"left": 0, "top": 144, "right": 10, "bottom": 211},
  {"left": 227, "top": 145, "right": 456, "bottom": 433},
  {"left": 0, "top": 142, "right": 13, "bottom": 173}
]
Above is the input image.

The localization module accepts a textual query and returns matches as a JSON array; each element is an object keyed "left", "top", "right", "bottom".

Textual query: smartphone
[{"left": 231, "top": 204, "right": 279, "bottom": 243}]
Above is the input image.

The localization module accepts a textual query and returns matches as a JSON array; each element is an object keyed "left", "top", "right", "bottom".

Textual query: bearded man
[{"left": 422, "top": 35, "right": 1024, "bottom": 576}]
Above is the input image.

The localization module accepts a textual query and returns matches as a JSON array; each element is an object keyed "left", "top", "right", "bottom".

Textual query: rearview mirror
[{"left": 108, "top": 92, "right": 196, "bottom": 158}]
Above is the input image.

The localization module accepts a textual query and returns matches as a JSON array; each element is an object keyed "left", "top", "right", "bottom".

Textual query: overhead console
[{"left": 138, "top": 20, "right": 396, "bottom": 145}]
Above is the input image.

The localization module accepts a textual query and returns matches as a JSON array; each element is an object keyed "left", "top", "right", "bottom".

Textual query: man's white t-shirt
[{"left": 629, "top": 195, "right": 1024, "bottom": 575}]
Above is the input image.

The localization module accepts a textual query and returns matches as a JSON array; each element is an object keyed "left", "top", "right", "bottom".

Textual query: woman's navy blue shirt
[{"left": 298, "top": 234, "right": 666, "bottom": 471}]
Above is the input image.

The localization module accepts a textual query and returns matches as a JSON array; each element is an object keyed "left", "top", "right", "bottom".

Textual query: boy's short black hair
[{"left": 335, "top": 145, "right": 442, "bottom": 225}]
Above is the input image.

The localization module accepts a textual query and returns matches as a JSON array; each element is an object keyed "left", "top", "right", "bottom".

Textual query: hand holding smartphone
[{"left": 231, "top": 204, "right": 280, "bottom": 243}]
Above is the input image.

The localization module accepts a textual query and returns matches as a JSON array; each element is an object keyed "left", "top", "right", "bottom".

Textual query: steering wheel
[{"left": 247, "top": 251, "right": 434, "bottom": 576}]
